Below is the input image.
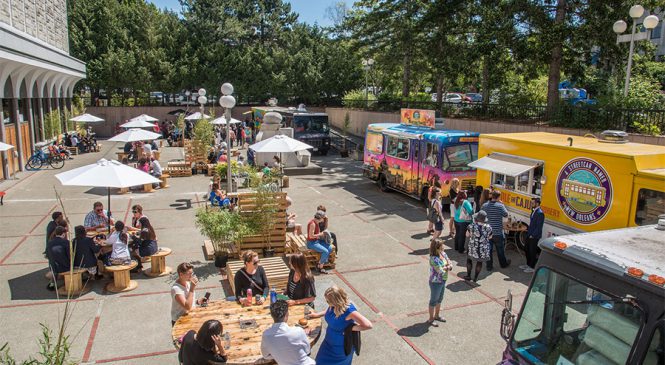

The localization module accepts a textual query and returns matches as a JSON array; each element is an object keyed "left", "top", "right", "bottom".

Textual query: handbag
[
  {"left": 459, "top": 204, "right": 472, "bottom": 221},
  {"left": 238, "top": 268, "right": 265, "bottom": 293}
]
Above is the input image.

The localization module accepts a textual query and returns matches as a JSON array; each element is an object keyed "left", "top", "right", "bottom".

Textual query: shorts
[{"left": 434, "top": 220, "right": 443, "bottom": 232}]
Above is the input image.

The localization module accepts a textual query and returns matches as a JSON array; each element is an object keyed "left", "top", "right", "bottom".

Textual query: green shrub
[{"left": 343, "top": 89, "right": 377, "bottom": 109}]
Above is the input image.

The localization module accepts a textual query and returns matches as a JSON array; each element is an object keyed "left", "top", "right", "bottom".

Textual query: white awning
[{"left": 468, "top": 153, "right": 542, "bottom": 176}]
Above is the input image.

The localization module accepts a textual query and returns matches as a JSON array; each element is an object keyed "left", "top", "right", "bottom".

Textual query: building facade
[{"left": 0, "top": 0, "right": 86, "bottom": 179}]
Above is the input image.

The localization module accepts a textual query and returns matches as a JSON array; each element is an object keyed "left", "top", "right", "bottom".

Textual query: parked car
[
  {"left": 465, "top": 93, "right": 483, "bottom": 103},
  {"left": 443, "top": 93, "right": 465, "bottom": 103}
]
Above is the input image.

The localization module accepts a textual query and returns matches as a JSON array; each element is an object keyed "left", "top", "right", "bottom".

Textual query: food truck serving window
[
  {"left": 386, "top": 136, "right": 410, "bottom": 160},
  {"left": 366, "top": 132, "right": 383, "bottom": 154},
  {"left": 635, "top": 189, "right": 665, "bottom": 226},
  {"left": 512, "top": 267, "right": 644, "bottom": 365},
  {"left": 468, "top": 153, "right": 543, "bottom": 196}
]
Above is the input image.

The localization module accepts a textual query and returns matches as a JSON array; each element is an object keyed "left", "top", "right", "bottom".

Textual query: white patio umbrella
[
  {"left": 55, "top": 158, "right": 160, "bottom": 231},
  {"left": 249, "top": 134, "right": 313, "bottom": 153},
  {"left": 210, "top": 116, "right": 242, "bottom": 125},
  {"left": 184, "top": 112, "right": 211, "bottom": 121},
  {"left": 69, "top": 113, "right": 104, "bottom": 123},
  {"left": 131, "top": 114, "right": 159, "bottom": 122},
  {"left": 120, "top": 119, "right": 157, "bottom": 128},
  {"left": 0, "top": 141, "right": 14, "bottom": 152},
  {"left": 108, "top": 128, "right": 162, "bottom": 142}
]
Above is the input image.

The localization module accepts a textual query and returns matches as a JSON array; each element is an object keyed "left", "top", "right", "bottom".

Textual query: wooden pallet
[
  {"left": 286, "top": 232, "right": 336, "bottom": 269},
  {"left": 202, "top": 239, "right": 238, "bottom": 260},
  {"left": 165, "top": 161, "right": 192, "bottom": 177},
  {"left": 231, "top": 192, "right": 288, "bottom": 257},
  {"left": 227, "top": 256, "right": 290, "bottom": 294}
]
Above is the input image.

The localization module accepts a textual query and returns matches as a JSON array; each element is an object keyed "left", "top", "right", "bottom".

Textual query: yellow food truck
[{"left": 469, "top": 131, "right": 665, "bottom": 241}]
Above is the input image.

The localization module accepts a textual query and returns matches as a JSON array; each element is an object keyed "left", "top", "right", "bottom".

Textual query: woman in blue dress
[{"left": 310, "top": 286, "right": 373, "bottom": 365}]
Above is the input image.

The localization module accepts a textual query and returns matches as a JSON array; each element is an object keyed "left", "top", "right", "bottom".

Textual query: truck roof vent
[
  {"left": 657, "top": 215, "right": 665, "bottom": 231},
  {"left": 599, "top": 130, "right": 629, "bottom": 144}
]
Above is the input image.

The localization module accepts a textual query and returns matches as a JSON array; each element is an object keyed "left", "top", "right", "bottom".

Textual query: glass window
[
  {"left": 366, "top": 132, "right": 383, "bottom": 154},
  {"left": 635, "top": 189, "right": 665, "bottom": 226},
  {"left": 512, "top": 267, "right": 644, "bottom": 365},
  {"left": 293, "top": 116, "right": 329, "bottom": 133},
  {"left": 651, "top": 21, "right": 662, "bottom": 39},
  {"left": 644, "top": 324, "right": 663, "bottom": 365},
  {"left": 385, "top": 136, "right": 410, "bottom": 160},
  {"left": 443, "top": 144, "right": 476, "bottom": 171},
  {"left": 425, "top": 142, "right": 439, "bottom": 167}
]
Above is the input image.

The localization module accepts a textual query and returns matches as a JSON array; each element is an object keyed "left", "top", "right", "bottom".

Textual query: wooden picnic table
[{"left": 172, "top": 301, "right": 322, "bottom": 365}]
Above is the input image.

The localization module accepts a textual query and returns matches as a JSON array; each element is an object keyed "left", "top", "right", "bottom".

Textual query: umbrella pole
[{"left": 107, "top": 187, "right": 112, "bottom": 233}]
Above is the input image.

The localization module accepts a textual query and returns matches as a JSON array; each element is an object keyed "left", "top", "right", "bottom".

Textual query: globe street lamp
[
  {"left": 614, "top": 5, "right": 660, "bottom": 96},
  {"left": 197, "top": 88, "right": 207, "bottom": 116},
  {"left": 220, "top": 83, "right": 236, "bottom": 192},
  {"left": 362, "top": 58, "right": 374, "bottom": 107}
]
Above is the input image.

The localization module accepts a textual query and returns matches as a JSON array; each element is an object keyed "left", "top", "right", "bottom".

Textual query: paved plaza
[{"left": 0, "top": 142, "right": 530, "bottom": 365}]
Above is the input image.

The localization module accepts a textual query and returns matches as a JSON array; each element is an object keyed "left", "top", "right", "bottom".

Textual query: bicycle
[{"left": 25, "top": 147, "right": 65, "bottom": 170}]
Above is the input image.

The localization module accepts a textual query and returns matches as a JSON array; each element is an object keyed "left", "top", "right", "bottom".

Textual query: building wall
[{"left": 0, "top": 0, "right": 69, "bottom": 53}]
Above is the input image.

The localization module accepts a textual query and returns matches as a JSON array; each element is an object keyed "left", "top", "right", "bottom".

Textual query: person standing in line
[
  {"left": 310, "top": 286, "right": 373, "bottom": 364},
  {"left": 425, "top": 175, "right": 441, "bottom": 234},
  {"left": 523, "top": 197, "right": 544, "bottom": 273},
  {"left": 453, "top": 191, "right": 474, "bottom": 254},
  {"left": 261, "top": 300, "right": 315, "bottom": 365},
  {"left": 228, "top": 127, "right": 236, "bottom": 148},
  {"left": 481, "top": 190, "right": 511, "bottom": 271},
  {"left": 464, "top": 211, "right": 492, "bottom": 282},
  {"left": 429, "top": 187, "right": 446, "bottom": 240},
  {"left": 427, "top": 238, "right": 452, "bottom": 326},
  {"left": 448, "top": 178, "right": 460, "bottom": 237}
]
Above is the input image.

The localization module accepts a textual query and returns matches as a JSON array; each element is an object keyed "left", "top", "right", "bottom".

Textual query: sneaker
[
  {"left": 463, "top": 275, "right": 472, "bottom": 281},
  {"left": 518, "top": 265, "right": 529, "bottom": 270},
  {"left": 523, "top": 268, "right": 535, "bottom": 273},
  {"left": 500, "top": 260, "right": 512, "bottom": 269}
]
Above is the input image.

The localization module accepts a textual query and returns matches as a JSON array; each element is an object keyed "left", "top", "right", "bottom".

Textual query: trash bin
[
  {"left": 282, "top": 175, "right": 289, "bottom": 188},
  {"left": 300, "top": 154, "right": 310, "bottom": 166}
]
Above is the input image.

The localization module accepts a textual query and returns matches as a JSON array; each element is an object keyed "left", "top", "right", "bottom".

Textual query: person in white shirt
[
  {"left": 261, "top": 300, "right": 315, "bottom": 365},
  {"left": 142, "top": 141, "right": 153, "bottom": 159},
  {"left": 171, "top": 262, "right": 205, "bottom": 326},
  {"left": 98, "top": 221, "right": 131, "bottom": 265},
  {"left": 150, "top": 157, "right": 162, "bottom": 177}
]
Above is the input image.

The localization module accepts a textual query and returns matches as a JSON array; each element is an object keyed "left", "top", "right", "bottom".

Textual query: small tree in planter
[
  {"left": 195, "top": 207, "right": 254, "bottom": 268},
  {"left": 245, "top": 186, "right": 280, "bottom": 257},
  {"left": 340, "top": 112, "right": 351, "bottom": 158}
]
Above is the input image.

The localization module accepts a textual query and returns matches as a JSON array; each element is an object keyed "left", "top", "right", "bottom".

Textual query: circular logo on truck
[{"left": 556, "top": 158, "right": 613, "bottom": 225}]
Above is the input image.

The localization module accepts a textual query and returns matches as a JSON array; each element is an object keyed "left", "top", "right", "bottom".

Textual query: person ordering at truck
[
  {"left": 481, "top": 190, "right": 511, "bottom": 270},
  {"left": 523, "top": 197, "right": 544, "bottom": 273}
]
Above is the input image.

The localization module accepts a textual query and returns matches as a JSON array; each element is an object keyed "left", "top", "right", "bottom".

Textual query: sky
[{"left": 147, "top": 0, "right": 353, "bottom": 27}]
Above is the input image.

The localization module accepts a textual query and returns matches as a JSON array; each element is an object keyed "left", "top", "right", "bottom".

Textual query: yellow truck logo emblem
[{"left": 556, "top": 158, "right": 613, "bottom": 225}]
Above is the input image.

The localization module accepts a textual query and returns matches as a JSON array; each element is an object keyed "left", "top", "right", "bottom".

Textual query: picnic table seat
[
  {"left": 105, "top": 260, "right": 139, "bottom": 293},
  {"left": 66, "top": 146, "right": 79, "bottom": 155},
  {"left": 159, "top": 174, "right": 170, "bottom": 188},
  {"left": 144, "top": 247, "right": 173, "bottom": 277},
  {"left": 227, "top": 256, "right": 290, "bottom": 294},
  {"left": 57, "top": 268, "right": 90, "bottom": 296},
  {"left": 286, "top": 232, "right": 336, "bottom": 269},
  {"left": 116, "top": 151, "right": 128, "bottom": 161}
]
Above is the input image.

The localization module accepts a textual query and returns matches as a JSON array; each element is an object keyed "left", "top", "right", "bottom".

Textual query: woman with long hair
[
  {"left": 430, "top": 187, "right": 446, "bottom": 240},
  {"left": 309, "top": 286, "right": 373, "bottom": 364},
  {"left": 72, "top": 225, "right": 101, "bottom": 279},
  {"left": 426, "top": 175, "right": 441, "bottom": 234},
  {"left": 453, "top": 191, "right": 474, "bottom": 254},
  {"left": 130, "top": 204, "right": 145, "bottom": 230},
  {"left": 427, "top": 238, "right": 452, "bottom": 326},
  {"left": 479, "top": 188, "right": 491, "bottom": 210},
  {"left": 178, "top": 319, "right": 228, "bottom": 365},
  {"left": 284, "top": 253, "right": 316, "bottom": 306},
  {"left": 234, "top": 250, "right": 269, "bottom": 305},
  {"left": 100, "top": 220, "right": 131, "bottom": 266},
  {"left": 448, "top": 178, "right": 460, "bottom": 237}
]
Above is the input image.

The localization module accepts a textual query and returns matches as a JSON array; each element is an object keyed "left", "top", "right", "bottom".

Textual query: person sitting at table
[
  {"left": 150, "top": 157, "right": 163, "bottom": 178},
  {"left": 261, "top": 300, "right": 315, "bottom": 365},
  {"left": 130, "top": 204, "right": 146, "bottom": 231},
  {"left": 130, "top": 217, "right": 158, "bottom": 271},
  {"left": 72, "top": 225, "right": 102, "bottom": 279},
  {"left": 178, "top": 319, "right": 228, "bottom": 365},
  {"left": 46, "top": 226, "right": 71, "bottom": 291},
  {"left": 284, "top": 253, "right": 316, "bottom": 307},
  {"left": 137, "top": 157, "right": 150, "bottom": 173},
  {"left": 99, "top": 221, "right": 131, "bottom": 266},
  {"left": 306, "top": 211, "right": 334, "bottom": 274},
  {"left": 171, "top": 262, "right": 206, "bottom": 326},
  {"left": 316, "top": 204, "right": 338, "bottom": 254},
  {"left": 46, "top": 211, "right": 65, "bottom": 252},
  {"left": 84, "top": 202, "right": 114, "bottom": 232},
  {"left": 285, "top": 197, "right": 302, "bottom": 235},
  {"left": 123, "top": 142, "right": 133, "bottom": 159},
  {"left": 207, "top": 175, "right": 221, "bottom": 199},
  {"left": 234, "top": 250, "right": 269, "bottom": 305},
  {"left": 209, "top": 184, "right": 231, "bottom": 208},
  {"left": 142, "top": 140, "right": 153, "bottom": 159}
]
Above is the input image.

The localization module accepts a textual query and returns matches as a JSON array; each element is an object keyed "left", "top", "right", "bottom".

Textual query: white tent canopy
[
  {"left": 184, "top": 112, "right": 211, "bottom": 121},
  {"left": 0, "top": 142, "right": 15, "bottom": 152},
  {"left": 130, "top": 114, "right": 159, "bottom": 122},
  {"left": 108, "top": 128, "right": 162, "bottom": 142},
  {"left": 249, "top": 134, "right": 313, "bottom": 153},
  {"left": 121, "top": 119, "right": 157, "bottom": 128},
  {"left": 210, "top": 117, "right": 242, "bottom": 125},
  {"left": 69, "top": 113, "right": 104, "bottom": 123}
]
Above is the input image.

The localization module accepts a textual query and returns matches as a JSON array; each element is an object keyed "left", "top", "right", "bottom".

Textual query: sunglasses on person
[
  {"left": 95, "top": 208, "right": 103, "bottom": 213},
  {"left": 132, "top": 210, "right": 138, "bottom": 213}
]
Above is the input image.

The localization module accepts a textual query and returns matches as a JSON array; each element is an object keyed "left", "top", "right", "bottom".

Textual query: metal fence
[{"left": 340, "top": 99, "right": 665, "bottom": 134}]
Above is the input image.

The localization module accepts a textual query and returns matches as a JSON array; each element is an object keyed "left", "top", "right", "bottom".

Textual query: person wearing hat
[
  {"left": 464, "top": 210, "right": 493, "bottom": 282},
  {"left": 523, "top": 197, "right": 544, "bottom": 273},
  {"left": 306, "top": 211, "right": 334, "bottom": 274}
]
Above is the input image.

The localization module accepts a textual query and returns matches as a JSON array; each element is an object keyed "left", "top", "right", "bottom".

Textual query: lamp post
[
  {"left": 614, "top": 5, "right": 660, "bottom": 96},
  {"left": 220, "top": 83, "right": 236, "bottom": 193},
  {"left": 362, "top": 58, "right": 374, "bottom": 107},
  {"left": 197, "top": 88, "right": 207, "bottom": 116}
]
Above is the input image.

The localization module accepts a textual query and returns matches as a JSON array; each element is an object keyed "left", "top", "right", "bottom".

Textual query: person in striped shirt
[{"left": 480, "top": 190, "right": 511, "bottom": 271}]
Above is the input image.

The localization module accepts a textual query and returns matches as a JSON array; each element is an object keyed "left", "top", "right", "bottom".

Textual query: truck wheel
[
  {"left": 378, "top": 175, "right": 390, "bottom": 192},
  {"left": 516, "top": 230, "right": 528, "bottom": 252}
]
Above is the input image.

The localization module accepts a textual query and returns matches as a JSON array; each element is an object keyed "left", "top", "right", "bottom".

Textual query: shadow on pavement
[
  {"left": 445, "top": 280, "right": 475, "bottom": 293},
  {"left": 397, "top": 321, "right": 431, "bottom": 337},
  {"left": 170, "top": 199, "right": 192, "bottom": 210}
]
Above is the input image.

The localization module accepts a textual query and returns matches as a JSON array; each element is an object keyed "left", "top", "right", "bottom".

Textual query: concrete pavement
[{"left": 0, "top": 142, "right": 530, "bottom": 364}]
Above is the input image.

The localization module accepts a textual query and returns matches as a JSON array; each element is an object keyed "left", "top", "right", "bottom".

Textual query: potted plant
[
  {"left": 246, "top": 186, "right": 279, "bottom": 257},
  {"left": 195, "top": 207, "right": 254, "bottom": 268},
  {"left": 340, "top": 112, "right": 351, "bottom": 158}
]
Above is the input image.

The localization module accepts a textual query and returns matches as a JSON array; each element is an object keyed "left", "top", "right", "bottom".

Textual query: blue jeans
[
  {"left": 454, "top": 221, "right": 470, "bottom": 252},
  {"left": 488, "top": 235, "right": 509, "bottom": 269},
  {"left": 307, "top": 239, "right": 333, "bottom": 264},
  {"left": 429, "top": 281, "right": 446, "bottom": 307}
]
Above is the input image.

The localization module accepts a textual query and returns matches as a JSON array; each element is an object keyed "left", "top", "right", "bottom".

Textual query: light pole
[
  {"left": 220, "top": 83, "right": 236, "bottom": 193},
  {"left": 613, "top": 5, "right": 660, "bottom": 96},
  {"left": 362, "top": 58, "right": 374, "bottom": 107},
  {"left": 197, "top": 88, "right": 207, "bottom": 116}
]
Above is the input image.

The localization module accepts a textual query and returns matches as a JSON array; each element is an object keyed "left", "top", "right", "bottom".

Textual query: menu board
[{"left": 400, "top": 108, "right": 435, "bottom": 128}]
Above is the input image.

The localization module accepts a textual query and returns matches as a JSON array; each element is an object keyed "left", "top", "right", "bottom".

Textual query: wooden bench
[
  {"left": 95, "top": 143, "right": 102, "bottom": 152},
  {"left": 143, "top": 183, "right": 154, "bottom": 193},
  {"left": 227, "top": 256, "right": 290, "bottom": 294},
  {"left": 159, "top": 174, "right": 170, "bottom": 188},
  {"left": 206, "top": 164, "right": 216, "bottom": 176},
  {"left": 105, "top": 261, "right": 139, "bottom": 293},
  {"left": 118, "top": 187, "right": 129, "bottom": 194},
  {"left": 144, "top": 247, "right": 173, "bottom": 277},
  {"left": 286, "top": 232, "right": 336, "bottom": 269},
  {"left": 67, "top": 146, "right": 79, "bottom": 155},
  {"left": 57, "top": 268, "right": 90, "bottom": 296},
  {"left": 165, "top": 162, "right": 192, "bottom": 177},
  {"left": 202, "top": 240, "right": 238, "bottom": 260}
]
